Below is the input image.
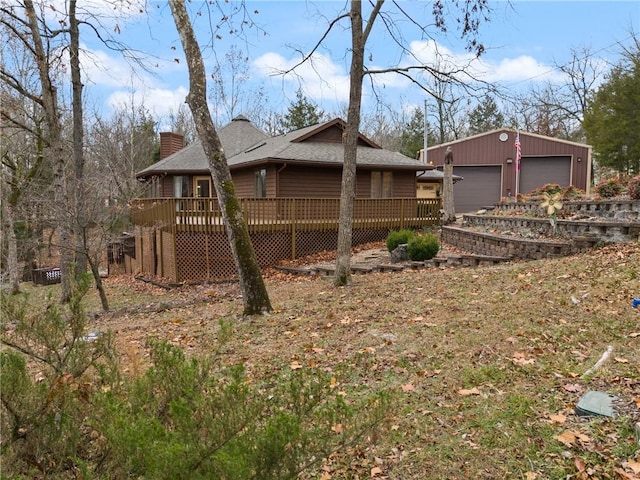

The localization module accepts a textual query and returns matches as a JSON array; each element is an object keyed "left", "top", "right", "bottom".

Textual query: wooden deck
[
  {"left": 131, "top": 197, "right": 441, "bottom": 233},
  {"left": 126, "top": 197, "right": 442, "bottom": 282}
]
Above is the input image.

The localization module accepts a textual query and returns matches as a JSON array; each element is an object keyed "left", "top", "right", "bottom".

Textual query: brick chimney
[{"left": 159, "top": 132, "right": 184, "bottom": 159}]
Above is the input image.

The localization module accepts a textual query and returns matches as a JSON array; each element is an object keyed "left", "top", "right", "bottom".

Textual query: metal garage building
[{"left": 421, "top": 129, "right": 592, "bottom": 213}]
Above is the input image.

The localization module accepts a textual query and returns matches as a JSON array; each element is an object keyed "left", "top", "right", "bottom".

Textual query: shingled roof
[{"left": 137, "top": 116, "right": 428, "bottom": 179}]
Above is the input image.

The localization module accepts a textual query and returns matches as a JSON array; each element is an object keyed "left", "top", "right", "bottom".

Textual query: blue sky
[{"left": 66, "top": 0, "right": 640, "bottom": 125}]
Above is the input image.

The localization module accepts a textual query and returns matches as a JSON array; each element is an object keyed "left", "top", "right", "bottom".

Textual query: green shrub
[
  {"left": 595, "top": 178, "right": 623, "bottom": 198},
  {"left": 96, "top": 340, "right": 390, "bottom": 480},
  {"left": 627, "top": 175, "right": 640, "bottom": 200},
  {"left": 0, "top": 275, "right": 117, "bottom": 478},
  {"left": 529, "top": 183, "right": 562, "bottom": 196},
  {"left": 407, "top": 233, "right": 440, "bottom": 261},
  {"left": 1, "top": 285, "right": 391, "bottom": 479},
  {"left": 561, "top": 185, "right": 585, "bottom": 200},
  {"left": 386, "top": 229, "right": 414, "bottom": 252}
]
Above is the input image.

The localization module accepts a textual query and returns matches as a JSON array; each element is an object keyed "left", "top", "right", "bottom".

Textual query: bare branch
[{"left": 279, "top": 12, "right": 350, "bottom": 76}]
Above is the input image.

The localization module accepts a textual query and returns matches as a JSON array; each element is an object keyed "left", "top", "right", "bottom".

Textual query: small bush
[
  {"left": 595, "top": 178, "right": 624, "bottom": 198},
  {"left": 627, "top": 175, "right": 640, "bottom": 200},
  {"left": 96, "top": 340, "right": 391, "bottom": 480},
  {"left": 407, "top": 234, "right": 440, "bottom": 261},
  {"left": 386, "top": 229, "right": 414, "bottom": 253},
  {"left": 561, "top": 185, "right": 585, "bottom": 200},
  {"left": 529, "top": 183, "right": 562, "bottom": 196}
]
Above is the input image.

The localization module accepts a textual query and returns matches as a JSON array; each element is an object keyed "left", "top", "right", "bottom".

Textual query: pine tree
[
  {"left": 583, "top": 44, "right": 640, "bottom": 175},
  {"left": 467, "top": 96, "right": 505, "bottom": 135},
  {"left": 398, "top": 107, "right": 436, "bottom": 159},
  {"left": 279, "top": 89, "right": 325, "bottom": 133}
]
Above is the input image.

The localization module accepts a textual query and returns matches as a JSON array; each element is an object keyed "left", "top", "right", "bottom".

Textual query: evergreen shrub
[
  {"left": 386, "top": 229, "right": 414, "bottom": 253},
  {"left": 407, "top": 233, "right": 440, "bottom": 261},
  {"left": 1, "top": 285, "right": 391, "bottom": 479}
]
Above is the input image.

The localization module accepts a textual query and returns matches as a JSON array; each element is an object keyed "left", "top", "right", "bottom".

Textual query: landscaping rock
[{"left": 391, "top": 243, "right": 409, "bottom": 263}]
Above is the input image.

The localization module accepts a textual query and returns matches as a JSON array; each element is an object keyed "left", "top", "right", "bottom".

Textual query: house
[
  {"left": 127, "top": 116, "right": 440, "bottom": 283},
  {"left": 420, "top": 129, "right": 592, "bottom": 213},
  {"left": 137, "top": 116, "right": 432, "bottom": 200}
]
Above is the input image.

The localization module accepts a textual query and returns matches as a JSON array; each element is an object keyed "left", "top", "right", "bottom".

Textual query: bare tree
[
  {"left": 0, "top": 0, "right": 76, "bottom": 301},
  {"left": 90, "top": 102, "right": 159, "bottom": 206},
  {"left": 0, "top": 32, "right": 49, "bottom": 293},
  {"left": 166, "top": 103, "right": 197, "bottom": 145},
  {"left": 283, "top": 0, "right": 491, "bottom": 286},
  {"left": 169, "top": 0, "right": 271, "bottom": 315},
  {"left": 1, "top": 1, "right": 154, "bottom": 307}
]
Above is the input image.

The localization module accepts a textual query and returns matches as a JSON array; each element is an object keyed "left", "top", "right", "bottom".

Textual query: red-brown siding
[
  {"left": 159, "top": 132, "right": 184, "bottom": 159},
  {"left": 426, "top": 130, "right": 591, "bottom": 199}
]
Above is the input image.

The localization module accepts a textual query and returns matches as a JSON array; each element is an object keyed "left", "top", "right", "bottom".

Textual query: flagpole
[
  {"left": 515, "top": 130, "right": 521, "bottom": 199},
  {"left": 423, "top": 99, "right": 428, "bottom": 164}
]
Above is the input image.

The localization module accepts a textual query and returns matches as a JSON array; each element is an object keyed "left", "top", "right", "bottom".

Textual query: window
[
  {"left": 193, "top": 176, "right": 211, "bottom": 198},
  {"left": 173, "top": 176, "right": 190, "bottom": 211},
  {"left": 193, "top": 176, "right": 212, "bottom": 211},
  {"left": 173, "top": 176, "right": 189, "bottom": 197},
  {"left": 371, "top": 171, "right": 393, "bottom": 198},
  {"left": 149, "top": 177, "right": 162, "bottom": 198},
  {"left": 255, "top": 168, "right": 267, "bottom": 198}
]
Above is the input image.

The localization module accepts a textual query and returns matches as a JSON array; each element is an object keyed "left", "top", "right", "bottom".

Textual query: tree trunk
[
  {"left": 23, "top": 0, "right": 73, "bottom": 303},
  {"left": 442, "top": 164, "right": 456, "bottom": 224},
  {"left": 2, "top": 200, "right": 22, "bottom": 294},
  {"left": 169, "top": 0, "right": 272, "bottom": 315},
  {"left": 69, "top": 0, "right": 88, "bottom": 277},
  {"left": 333, "top": 0, "right": 383, "bottom": 287},
  {"left": 87, "top": 255, "right": 109, "bottom": 312}
]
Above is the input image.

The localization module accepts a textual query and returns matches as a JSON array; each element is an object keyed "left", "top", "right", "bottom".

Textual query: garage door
[
  {"left": 519, "top": 156, "right": 571, "bottom": 194},
  {"left": 452, "top": 166, "right": 502, "bottom": 213}
]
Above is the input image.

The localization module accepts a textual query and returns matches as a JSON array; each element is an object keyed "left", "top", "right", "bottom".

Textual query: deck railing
[{"left": 130, "top": 197, "right": 441, "bottom": 233}]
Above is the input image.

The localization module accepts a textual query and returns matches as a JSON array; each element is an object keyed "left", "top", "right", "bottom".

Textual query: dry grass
[{"left": 17, "top": 242, "right": 640, "bottom": 479}]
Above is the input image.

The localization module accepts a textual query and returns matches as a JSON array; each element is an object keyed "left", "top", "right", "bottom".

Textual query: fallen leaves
[
  {"left": 458, "top": 387, "right": 482, "bottom": 396},
  {"left": 554, "top": 429, "right": 592, "bottom": 447},
  {"left": 65, "top": 241, "right": 640, "bottom": 480},
  {"left": 370, "top": 466, "right": 383, "bottom": 477},
  {"left": 511, "top": 351, "right": 535, "bottom": 366},
  {"left": 549, "top": 413, "right": 567, "bottom": 424},
  {"left": 563, "top": 383, "right": 583, "bottom": 393}
]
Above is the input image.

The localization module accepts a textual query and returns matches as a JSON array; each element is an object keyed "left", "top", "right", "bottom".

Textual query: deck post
[{"left": 291, "top": 199, "right": 297, "bottom": 259}]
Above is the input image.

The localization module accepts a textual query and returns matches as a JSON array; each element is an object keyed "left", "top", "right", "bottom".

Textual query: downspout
[{"left": 276, "top": 163, "right": 287, "bottom": 197}]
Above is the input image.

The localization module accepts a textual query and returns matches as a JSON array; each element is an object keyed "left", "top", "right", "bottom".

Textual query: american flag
[{"left": 514, "top": 131, "right": 522, "bottom": 171}]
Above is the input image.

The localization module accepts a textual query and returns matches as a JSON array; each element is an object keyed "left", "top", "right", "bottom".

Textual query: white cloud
[
  {"left": 406, "top": 38, "right": 567, "bottom": 88},
  {"left": 78, "top": 43, "right": 189, "bottom": 119},
  {"left": 253, "top": 51, "right": 351, "bottom": 104},
  {"left": 484, "top": 56, "right": 559, "bottom": 83},
  {"left": 106, "top": 86, "right": 188, "bottom": 120}
]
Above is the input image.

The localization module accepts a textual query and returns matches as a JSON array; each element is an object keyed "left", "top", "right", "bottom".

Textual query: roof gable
[
  {"left": 426, "top": 128, "right": 591, "bottom": 151},
  {"left": 137, "top": 117, "right": 426, "bottom": 179},
  {"left": 290, "top": 118, "right": 381, "bottom": 148}
]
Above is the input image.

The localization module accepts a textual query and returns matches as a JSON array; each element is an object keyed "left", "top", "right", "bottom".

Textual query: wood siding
[
  {"left": 426, "top": 130, "right": 591, "bottom": 199},
  {"left": 278, "top": 166, "right": 343, "bottom": 197},
  {"left": 293, "top": 123, "right": 372, "bottom": 146},
  {"left": 149, "top": 164, "right": 417, "bottom": 201}
]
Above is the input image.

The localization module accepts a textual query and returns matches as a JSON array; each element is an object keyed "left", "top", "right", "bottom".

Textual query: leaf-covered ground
[{"left": 25, "top": 242, "right": 640, "bottom": 479}]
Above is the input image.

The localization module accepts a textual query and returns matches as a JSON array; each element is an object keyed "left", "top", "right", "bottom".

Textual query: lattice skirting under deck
[{"left": 128, "top": 226, "right": 392, "bottom": 283}]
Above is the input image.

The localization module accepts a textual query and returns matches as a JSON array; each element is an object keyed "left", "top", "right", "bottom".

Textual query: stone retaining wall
[
  {"left": 462, "top": 215, "right": 640, "bottom": 243},
  {"left": 493, "top": 200, "right": 640, "bottom": 221},
  {"left": 441, "top": 226, "right": 593, "bottom": 260}
]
